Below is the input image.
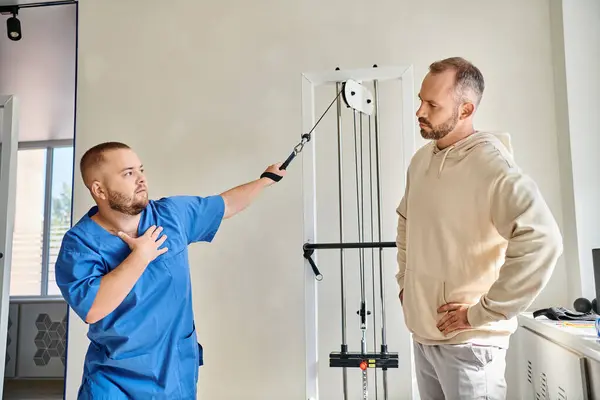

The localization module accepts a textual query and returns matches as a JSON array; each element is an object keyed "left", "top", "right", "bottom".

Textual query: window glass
[
  {"left": 47, "top": 146, "right": 74, "bottom": 296},
  {"left": 10, "top": 149, "right": 47, "bottom": 296}
]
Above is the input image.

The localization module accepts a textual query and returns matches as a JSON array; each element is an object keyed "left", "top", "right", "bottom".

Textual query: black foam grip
[
  {"left": 260, "top": 172, "right": 282, "bottom": 182},
  {"left": 305, "top": 254, "right": 323, "bottom": 281},
  {"left": 281, "top": 151, "right": 296, "bottom": 170}
]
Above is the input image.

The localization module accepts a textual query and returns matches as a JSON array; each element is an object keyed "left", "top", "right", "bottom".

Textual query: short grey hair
[{"left": 429, "top": 57, "right": 485, "bottom": 106}]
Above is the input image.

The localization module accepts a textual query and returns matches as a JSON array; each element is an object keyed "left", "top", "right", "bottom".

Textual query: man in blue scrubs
[{"left": 55, "top": 141, "right": 285, "bottom": 399}]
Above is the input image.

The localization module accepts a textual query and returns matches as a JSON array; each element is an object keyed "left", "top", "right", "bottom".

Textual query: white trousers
[{"left": 413, "top": 341, "right": 507, "bottom": 400}]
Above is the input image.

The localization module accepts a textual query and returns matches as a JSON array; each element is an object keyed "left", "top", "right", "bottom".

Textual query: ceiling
[{"left": 0, "top": 0, "right": 77, "bottom": 143}]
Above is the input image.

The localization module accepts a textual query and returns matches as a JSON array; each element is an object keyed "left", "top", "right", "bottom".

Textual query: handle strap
[{"left": 260, "top": 172, "right": 283, "bottom": 182}]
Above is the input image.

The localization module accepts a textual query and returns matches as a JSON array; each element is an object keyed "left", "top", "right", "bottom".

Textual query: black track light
[{"left": 6, "top": 10, "right": 21, "bottom": 41}]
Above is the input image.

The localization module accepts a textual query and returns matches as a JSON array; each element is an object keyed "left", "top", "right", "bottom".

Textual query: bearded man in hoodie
[{"left": 396, "top": 57, "right": 563, "bottom": 399}]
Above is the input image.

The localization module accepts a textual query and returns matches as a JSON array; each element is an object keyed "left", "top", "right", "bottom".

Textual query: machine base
[{"left": 329, "top": 351, "right": 399, "bottom": 370}]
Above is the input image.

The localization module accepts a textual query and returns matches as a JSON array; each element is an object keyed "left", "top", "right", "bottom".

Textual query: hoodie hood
[{"left": 430, "top": 131, "right": 513, "bottom": 177}]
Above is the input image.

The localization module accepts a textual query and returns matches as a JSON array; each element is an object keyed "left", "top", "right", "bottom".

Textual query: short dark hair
[
  {"left": 429, "top": 57, "right": 485, "bottom": 106},
  {"left": 80, "top": 142, "right": 130, "bottom": 188}
]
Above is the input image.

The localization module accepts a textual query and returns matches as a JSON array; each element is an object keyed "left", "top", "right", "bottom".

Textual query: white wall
[
  {"left": 548, "top": 0, "right": 582, "bottom": 309},
  {"left": 507, "top": 1, "right": 600, "bottom": 398},
  {"left": 67, "top": 1, "right": 568, "bottom": 399},
  {"left": 555, "top": 0, "right": 600, "bottom": 302},
  {"left": 0, "top": 3, "right": 76, "bottom": 143}
]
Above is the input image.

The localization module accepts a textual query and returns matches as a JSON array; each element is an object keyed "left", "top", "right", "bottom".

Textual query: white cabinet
[
  {"left": 587, "top": 358, "right": 600, "bottom": 400},
  {"left": 518, "top": 327, "right": 588, "bottom": 399}
]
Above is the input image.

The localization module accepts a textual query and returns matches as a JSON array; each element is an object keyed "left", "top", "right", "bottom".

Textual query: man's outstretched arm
[{"left": 220, "top": 163, "right": 285, "bottom": 219}]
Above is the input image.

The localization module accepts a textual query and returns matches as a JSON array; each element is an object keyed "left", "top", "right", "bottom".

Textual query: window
[
  {"left": 10, "top": 149, "right": 47, "bottom": 296},
  {"left": 10, "top": 141, "right": 73, "bottom": 298},
  {"left": 47, "top": 146, "right": 74, "bottom": 296}
]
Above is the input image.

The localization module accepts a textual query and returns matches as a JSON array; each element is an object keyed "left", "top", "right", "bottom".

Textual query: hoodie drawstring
[{"left": 438, "top": 145, "right": 454, "bottom": 177}]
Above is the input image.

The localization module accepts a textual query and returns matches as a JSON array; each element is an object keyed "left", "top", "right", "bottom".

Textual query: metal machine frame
[{"left": 299, "top": 65, "right": 416, "bottom": 400}]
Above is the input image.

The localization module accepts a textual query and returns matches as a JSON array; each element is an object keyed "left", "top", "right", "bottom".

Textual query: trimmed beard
[
  {"left": 107, "top": 189, "right": 148, "bottom": 216},
  {"left": 419, "top": 105, "right": 460, "bottom": 140}
]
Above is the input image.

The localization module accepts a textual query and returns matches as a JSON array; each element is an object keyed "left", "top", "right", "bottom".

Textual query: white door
[{"left": 0, "top": 95, "right": 19, "bottom": 396}]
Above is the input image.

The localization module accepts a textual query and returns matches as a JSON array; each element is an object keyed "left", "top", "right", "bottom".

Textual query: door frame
[{"left": 0, "top": 95, "right": 19, "bottom": 395}]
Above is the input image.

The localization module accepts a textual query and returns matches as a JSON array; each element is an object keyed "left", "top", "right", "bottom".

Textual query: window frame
[{"left": 9, "top": 139, "right": 74, "bottom": 302}]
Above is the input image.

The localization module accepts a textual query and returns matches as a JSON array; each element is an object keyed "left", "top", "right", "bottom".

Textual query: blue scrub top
[{"left": 55, "top": 195, "right": 225, "bottom": 400}]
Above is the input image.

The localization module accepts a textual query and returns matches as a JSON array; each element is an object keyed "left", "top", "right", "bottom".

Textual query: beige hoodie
[{"left": 395, "top": 131, "right": 563, "bottom": 348}]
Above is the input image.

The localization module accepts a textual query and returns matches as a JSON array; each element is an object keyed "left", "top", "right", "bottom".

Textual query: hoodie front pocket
[{"left": 403, "top": 267, "right": 448, "bottom": 341}]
